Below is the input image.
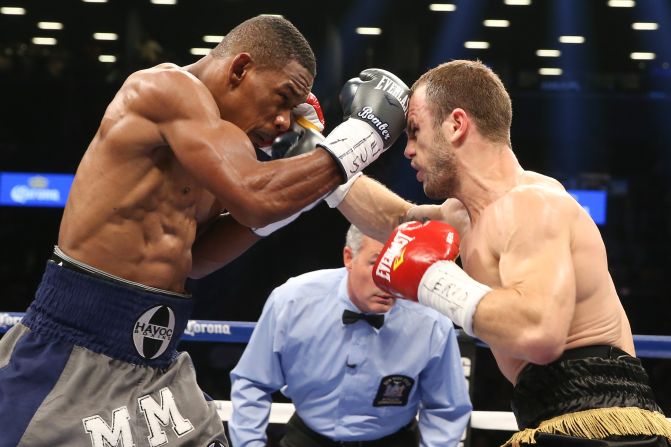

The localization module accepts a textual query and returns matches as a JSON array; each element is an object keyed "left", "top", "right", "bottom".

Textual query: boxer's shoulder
[
  {"left": 476, "top": 181, "right": 578, "bottom": 256},
  {"left": 493, "top": 180, "right": 577, "bottom": 222},
  {"left": 95, "top": 67, "right": 217, "bottom": 153},
  {"left": 120, "top": 64, "right": 214, "bottom": 117}
]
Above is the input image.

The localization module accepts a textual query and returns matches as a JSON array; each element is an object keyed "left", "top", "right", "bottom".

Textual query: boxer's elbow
[
  {"left": 512, "top": 293, "right": 569, "bottom": 364},
  {"left": 231, "top": 209, "right": 273, "bottom": 229},
  {"left": 189, "top": 255, "right": 224, "bottom": 280},
  {"left": 227, "top": 195, "right": 277, "bottom": 228},
  {"left": 188, "top": 265, "right": 209, "bottom": 280},
  {"left": 520, "top": 327, "right": 565, "bottom": 364}
]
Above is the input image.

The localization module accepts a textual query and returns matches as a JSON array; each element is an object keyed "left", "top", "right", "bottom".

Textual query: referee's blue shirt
[{"left": 229, "top": 268, "right": 472, "bottom": 447}]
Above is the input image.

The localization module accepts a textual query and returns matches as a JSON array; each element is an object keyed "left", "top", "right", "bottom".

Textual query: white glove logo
[
  {"left": 375, "top": 231, "right": 415, "bottom": 281},
  {"left": 357, "top": 106, "right": 391, "bottom": 141}
]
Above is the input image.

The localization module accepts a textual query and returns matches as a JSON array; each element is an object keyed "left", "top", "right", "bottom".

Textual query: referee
[{"left": 229, "top": 225, "right": 471, "bottom": 447}]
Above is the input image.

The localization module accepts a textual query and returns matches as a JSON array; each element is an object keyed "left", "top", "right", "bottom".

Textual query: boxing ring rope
[{"left": 1, "top": 312, "right": 669, "bottom": 431}]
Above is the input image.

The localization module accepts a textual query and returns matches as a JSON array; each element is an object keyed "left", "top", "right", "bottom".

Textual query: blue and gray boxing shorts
[{"left": 0, "top": 248, "right": 227, "bottom": 447}]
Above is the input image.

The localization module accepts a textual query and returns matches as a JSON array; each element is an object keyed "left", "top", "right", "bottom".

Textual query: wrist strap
[
  {"left": 251, "top": 200, "right": 321, "bottom": 237},
  {"left": 318, "top": 119, "right": 384, "bottom": 181},
  {"left": 418, "top": 260, "right": 491, "bottom": 336},
  {"left": 324, "top": 172, "right": 362, "bottom": 208}
]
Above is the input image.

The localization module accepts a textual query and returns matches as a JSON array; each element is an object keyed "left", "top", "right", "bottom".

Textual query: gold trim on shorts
[{"left": 503, "top": 407, "right": 671, "bottom": 447}]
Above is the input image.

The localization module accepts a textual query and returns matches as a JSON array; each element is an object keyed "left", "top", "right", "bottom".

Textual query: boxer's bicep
[
  {"left": 145, "top": 77, "right": 288, "bottom": 226},
  {"left": 152, "top": 79, "right": 259, "bottom": 194},
  {"left": 496, "top": 190, "right": 577, "bottom": 346},
  {"left": 137, "top": 72, "right": 263, "bottom": 209},
  {"left": 499, "top": 215, "right": 575, "bottom": 318}
]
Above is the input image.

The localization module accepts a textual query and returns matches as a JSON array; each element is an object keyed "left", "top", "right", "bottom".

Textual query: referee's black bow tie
[{"left": 342, "top": 309, "right": 384, "bottom": 329}]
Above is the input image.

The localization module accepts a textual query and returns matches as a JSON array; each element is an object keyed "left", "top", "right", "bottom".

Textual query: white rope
[
  {"left": 215, "top": 400, "right": 517, "bottom": 431},
  {"left": 214, "top": 401, "right": 671, "bottom": 432}
]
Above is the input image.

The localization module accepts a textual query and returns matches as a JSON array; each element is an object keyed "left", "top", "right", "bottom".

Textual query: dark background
[{"left": 1, "top": 0, "right": 670, "bottom": 440}]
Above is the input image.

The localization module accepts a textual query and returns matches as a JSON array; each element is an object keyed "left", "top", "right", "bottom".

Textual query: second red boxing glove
[
  {"left": 292, "top": 92, "right": 325, "bottom": 133},
  {"left": 372, "top": 220, "right": 460, "bottom": 301}
]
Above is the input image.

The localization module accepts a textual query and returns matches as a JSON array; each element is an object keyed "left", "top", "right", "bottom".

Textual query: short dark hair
[
  {"left": 211, "top": 15, "right": 316, "bottom": 77},
  {"left": 412, "top": 60, "right": 512, "bottom": 146}
]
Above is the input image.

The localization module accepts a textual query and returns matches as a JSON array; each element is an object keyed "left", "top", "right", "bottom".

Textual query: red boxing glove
[
  {"left": 292, "top": 92, "right": 325, "bottom": 133},
  {"left": 372, "top": 221, "right": 460, "bottom": 301}
]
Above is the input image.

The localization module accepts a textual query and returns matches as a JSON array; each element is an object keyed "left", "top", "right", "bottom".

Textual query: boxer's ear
[
  {"left": 446, "top": 108, "right": 469, "bottom": 145},
  {"left": 229, "top": 53, "right": 253, "bottom": 87}
]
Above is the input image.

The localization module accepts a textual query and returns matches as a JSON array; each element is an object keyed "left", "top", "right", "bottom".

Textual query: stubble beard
[{"left": 423, "top": 131, "right": 459, "bottom": 200}]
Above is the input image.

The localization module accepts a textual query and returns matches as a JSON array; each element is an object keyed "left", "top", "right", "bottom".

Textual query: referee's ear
[{"left": 343, "top": 246, "right": 354, "bottom": 270}]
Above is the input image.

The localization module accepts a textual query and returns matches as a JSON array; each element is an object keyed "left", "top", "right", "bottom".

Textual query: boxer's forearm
[
  {"left": 473, "top": 288, "right": 570, "bottom": 365},
  {"left": 336, "top": 175, "right": 413, "bottom": 243}
]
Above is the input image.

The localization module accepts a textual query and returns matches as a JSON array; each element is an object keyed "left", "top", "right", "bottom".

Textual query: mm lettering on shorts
[
  {"left": 83, "top": 387, "right": 194, "bottom": 447},
  {"left": 375, "top": 231, "right": 415, "bottom": 281},
  {"left": 374, "top": 75, "right": 409, "bottom": 113},
  {"left": 83, "top": 407, "right": 134, "bottom": 447}
]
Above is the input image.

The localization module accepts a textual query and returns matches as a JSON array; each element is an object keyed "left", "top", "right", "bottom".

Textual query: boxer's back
[
  {"left": 461, "top": 171, "right": 634, "bottom": 383},
  {"left": 58, "top": 64, "right": 216, "bottom": 292}
]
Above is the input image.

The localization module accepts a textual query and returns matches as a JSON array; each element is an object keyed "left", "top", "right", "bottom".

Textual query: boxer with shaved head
[{"left": 0, "top": 14, "right": 410, "bottom": 447}]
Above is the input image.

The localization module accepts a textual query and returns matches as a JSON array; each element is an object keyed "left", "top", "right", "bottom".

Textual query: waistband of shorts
[
  {"left": 556, "top": 344, "right": 631, "bottom": 362},
  {"left": 50, "top": 246, "right": 191, "bottom": 298},
  {"left": 511, "top": 345, "right": 662, "bottom": 429},
  {"left": 285, "top": 413, "right": 418, "bottom": 447},
  {"left": 21, "top": 252, "right": 194, "bottom": 368}
]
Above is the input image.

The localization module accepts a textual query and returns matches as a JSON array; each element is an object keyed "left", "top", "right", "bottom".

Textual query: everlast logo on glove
[
  {"left": 375, "top": 230, "right": 415, "bottom": 281},
  {"left": 374, "top": 75, "right": 410, "bottom": 113}
]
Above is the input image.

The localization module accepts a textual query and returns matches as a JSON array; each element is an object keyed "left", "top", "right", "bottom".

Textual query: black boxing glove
[
  {"left": 252, "top": 94, "right": 326, "bottom": 236},
  {"left": 271, "top": 128, "right": 324, "bottom": 159},
  {"left": 318, "top": 68, "right": 410, "bottom": 181}
]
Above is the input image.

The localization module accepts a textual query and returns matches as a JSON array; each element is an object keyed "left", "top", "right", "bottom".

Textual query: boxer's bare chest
[{"left": 459, "top": 216, "right": 502, "bottom": 288}]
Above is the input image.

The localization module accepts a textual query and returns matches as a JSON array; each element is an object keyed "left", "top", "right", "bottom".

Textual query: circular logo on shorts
[
  {"left": 133, "top": 305, "right": 175, "bottom": 359},
  {"left": 207, "top": 442, "right": 226, "bottom": 447}
]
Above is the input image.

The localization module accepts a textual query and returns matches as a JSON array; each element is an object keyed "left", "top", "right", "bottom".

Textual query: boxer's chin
[
  {"left": 423, "top": 173, "right": 458, "bottom": 200},
  {"left": 422, "top": 177, "right": 444, "bottom": 200}
]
